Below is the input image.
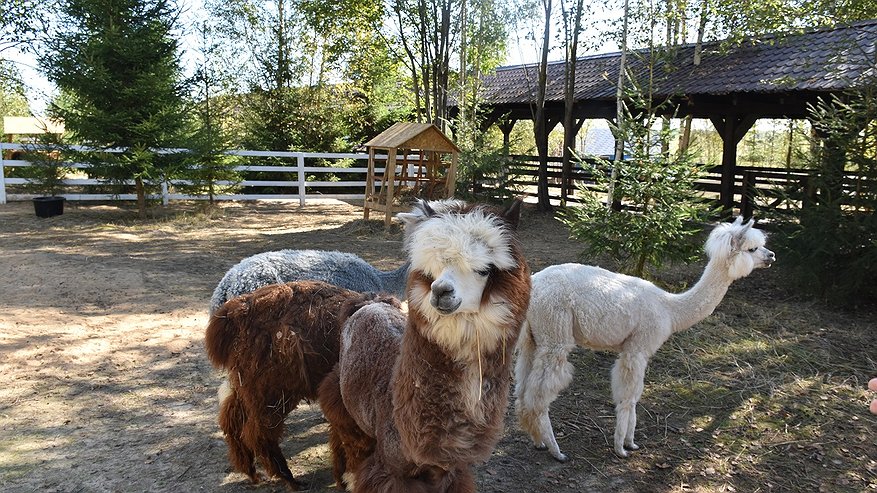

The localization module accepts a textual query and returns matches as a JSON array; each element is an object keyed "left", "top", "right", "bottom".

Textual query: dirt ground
[{"left": 0, "top": 199, "right": 874, "bottom": 493}]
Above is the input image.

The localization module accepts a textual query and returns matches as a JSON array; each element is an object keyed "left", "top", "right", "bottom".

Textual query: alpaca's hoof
[
  {"left": 282, "top": 478, "right": 304, "bottom": 491},
  {"left": 341, "top": 471, "right": 357, "bottom": 491},
  {"left": 625, "top": 442, "right": 640, "bottom": 451},
  {"left": 614, "top": 447, "right": 629, "bottom": 458},
  {"left": 279, "top": 473, "right": 304, "bottom": 491},
  {"left": 551, "top": 451, "right": 569, "bottom": 463},
  {"left": 534, "top": 444, "right": 548, "bottom": 451}
]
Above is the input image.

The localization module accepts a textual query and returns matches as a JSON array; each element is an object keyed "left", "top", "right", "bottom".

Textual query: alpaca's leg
[
  {"left": 515, "top": 340, "right": 575, "bottom": 462},
  {"left": 353, "top": 453, "right": 396, "bottom": 493},
  {"left": 537, "top": 411, "right": 567, "bottom": 462},
  {"left": 610, "top": 351, "right": 647, "bottom": 458},
  {"left": 513, "top": 322, "right": 540, "bottom": 447},
  {"left": 513, "top": 323, "right": 535, "bottom": 413},
  {"left": 243, "top": 395, "right": 302, "bottom": 490},
  {"left": 319, "top": 367, "right": 375, "bottom": 491},
  {"left": 319, "top": 369, "right": 349, "bottom": 489},
  {"left": 218, "top": 390, "right": 260, "bottom": 483}
]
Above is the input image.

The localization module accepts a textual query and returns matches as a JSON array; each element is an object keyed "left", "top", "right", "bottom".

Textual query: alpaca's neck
[
  {"left": 392, "top": 309, "right": 515, "bottom": 468},
  {"left": 379, "top": 262, "right": 411, "bottom": 299},
  {"left": 668, "top": 259, "right": 733, "bottom": 333}
]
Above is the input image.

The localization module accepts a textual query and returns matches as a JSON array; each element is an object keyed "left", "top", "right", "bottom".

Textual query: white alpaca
[{"left": 515, "top": 217, "right": 775, "bottom": 461}]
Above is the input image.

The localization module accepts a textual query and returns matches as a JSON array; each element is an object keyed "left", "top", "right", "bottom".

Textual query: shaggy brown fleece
[
  {"left": 322, "top": 200, "right": 531, "bottom": 493},
  {"left": 205, "top": 280, "right": 384, "bottom": 490}
]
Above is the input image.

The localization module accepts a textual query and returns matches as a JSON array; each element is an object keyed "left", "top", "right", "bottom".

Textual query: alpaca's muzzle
[
  {"left": 430, "top": 280, "right": 461, "bottom": 314},
  {"left": 762, "top": 248, "right": 776, "bottom": 267}
]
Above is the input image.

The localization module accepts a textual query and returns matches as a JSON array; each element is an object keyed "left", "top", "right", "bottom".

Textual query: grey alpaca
[{"left": 209, "top": 249, "right": 410, "bottom": 315}]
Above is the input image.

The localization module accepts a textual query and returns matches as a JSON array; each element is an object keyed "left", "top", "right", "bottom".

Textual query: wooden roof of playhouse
[
  {"left": 364, "top": 122, "right": 460, "bottom": 153},
  {"left": 3, "top": 116, "right": 65, "bottom": 136},
  {"left": 362, "top": 122, "right": 460, "bottom": 227}
]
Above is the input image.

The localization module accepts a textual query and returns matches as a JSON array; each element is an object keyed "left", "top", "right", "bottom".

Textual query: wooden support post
[
  {"left": 364, "top": 148, "right": 375, "bottom": 220},
  {"left": 711, "top": 114, "right": 757, "bottom": 216},
  {"left": 498, "top": 120, "right": 515, "bottom": 158},
  {"left": 384, "top": 149, "right": 397, "bottom": 228},
  {"left": 561, "top": 117, "right": 587, "bottom": 203},
  {"left": 801, "top": 174, "right": 815, "bottom": 210},
  {"left": 0, "top": 147, "right": 6, "bottom": 204},
  {"left": 740, "top": 170, "right": 755, "bottom": 219},
  {"left": 448, "top": 152, "right": 458, "bottom": 198}
]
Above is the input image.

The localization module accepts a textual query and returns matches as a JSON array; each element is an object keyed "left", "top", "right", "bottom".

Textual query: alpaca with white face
[
  {"left": 515, "top": 217, "right": 775, "bottom": 461},
  {"left": 319, "top": 199, "right": 531, "bottom": 493}
]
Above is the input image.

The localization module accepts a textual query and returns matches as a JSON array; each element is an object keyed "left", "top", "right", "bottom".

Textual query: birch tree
[
  {"left": 559, "top": 0, "right": 586, "bottom": 205},
  {"left": 533, "top": 0, "right": 553, "bottom": 210}
]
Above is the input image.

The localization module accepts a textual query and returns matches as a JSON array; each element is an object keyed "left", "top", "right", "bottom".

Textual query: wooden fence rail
[
  {"left": 502, "top": 156, "right": 872, "bottom": 217},
  {"left": 0, "top": 143, "right": 390, "bottom": 206},
  {"left": 2, "top": 143, "right": 870, "bottom": 218}
]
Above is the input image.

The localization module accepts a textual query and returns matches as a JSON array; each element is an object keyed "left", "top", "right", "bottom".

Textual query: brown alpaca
[
  {"left": 205, "top": 280, "right": 388, "bottom": 490},
  {"left": 318, "top": 199, "right": 531, "bottom": 492}
]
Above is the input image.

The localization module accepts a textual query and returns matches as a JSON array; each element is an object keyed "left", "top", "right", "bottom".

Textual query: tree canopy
[{"left": 40, "top": 0, "right": 187, "bottom": 216}]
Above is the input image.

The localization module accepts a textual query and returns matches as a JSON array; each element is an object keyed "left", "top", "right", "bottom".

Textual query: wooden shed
[{"left": 363, "top": 122, "right": 460, "bottom": 227}]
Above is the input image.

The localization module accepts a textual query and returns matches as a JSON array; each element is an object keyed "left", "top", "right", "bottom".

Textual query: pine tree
[
  {"left": 41, "top": 0, "right": 186, "bottom": 217},
  {"left": 561, "top": 75, "right": 714, "bottom": 278}
]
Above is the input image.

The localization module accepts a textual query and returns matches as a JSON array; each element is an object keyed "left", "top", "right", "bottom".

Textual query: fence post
[
  {"left": 0, "top": 146, "right": 6, "bottom": 204},
  {"left": 161, "top": 181, "right": 169, "bottom": 206},
  {"left": 741, "top": 170, "right": 755, "bottom": 219},
  {"left": 297, "top": 153, "right": 306, "bottom": 206}
]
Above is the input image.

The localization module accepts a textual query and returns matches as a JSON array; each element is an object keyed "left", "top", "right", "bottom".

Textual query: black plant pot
[{"left": 33, "top": 196, "right": 66, "bottom": 218}]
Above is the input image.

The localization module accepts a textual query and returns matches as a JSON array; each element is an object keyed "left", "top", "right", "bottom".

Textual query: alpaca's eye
[
  {"left": 476, "top": 266, "right": 492, "bottom": 277},
  {"left": 748, "top": 247, "right": 758, "bottom": 252}
]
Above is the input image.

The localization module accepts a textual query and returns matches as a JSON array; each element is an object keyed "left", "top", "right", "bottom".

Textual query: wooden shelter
[
  {"left": 457, "top": 19, "right": 877, "bottom": 213},
  {"left": 363, "top": 122, "right": 460, "bottom": 227}
]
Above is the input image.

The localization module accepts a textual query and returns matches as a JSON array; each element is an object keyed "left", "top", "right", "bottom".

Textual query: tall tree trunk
[
  {"left": 534, "top": 0, "right": 553, "bottom": 211},
  {"left": 459, "top": 0, "right": 467, "bottom": 128},
  {"left": 561, "top": 0, "right": 585, "bottom": 206},
  {"left": 276, "top": 0, "right": 287, "bottom": 91},
  {"left": 608, "top": 0, "right": 629, "bottom": 209},
  {"left": 435, "top": 0, "right": 452, "bottom": 128},
  {"left": 395, "top": 8, "right": 423, "bottom": 121},
  {"left": 679, "top": 0, "right": 708, "bottom": 155},
  {"left": 135, "top": 176, "right": 146, "bottom": 219}
]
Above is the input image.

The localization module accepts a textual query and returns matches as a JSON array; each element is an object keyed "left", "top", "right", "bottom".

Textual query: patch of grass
[{"left": 622, "top": 296, "right": 877, "bottom": 492}]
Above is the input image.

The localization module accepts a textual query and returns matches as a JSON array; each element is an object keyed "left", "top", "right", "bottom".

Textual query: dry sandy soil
[{"left": 0, "top": 199, "right": 874, "bottom": 493}]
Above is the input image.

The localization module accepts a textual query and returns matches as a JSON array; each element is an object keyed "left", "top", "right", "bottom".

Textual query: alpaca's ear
[
  {"left": 732, "top": 216, "right": 744, "bottom": 226},
  {"left": 397, "top": 200, "right": 434, "bottom": 233},
  {"left": 730, "top": 224, "right": 751, "bottom": 251},
  {"left": 729, "top": 232, "right": 742, "bottom": 251},
  {"left": 420, "top": 199, "right": 436, "bottom": 217},
  {"left": 745, "top": 218, "right": 755, "bottom": 230},
  {"left": 502, "top": 198, "right": 524, "bottom": 231}
]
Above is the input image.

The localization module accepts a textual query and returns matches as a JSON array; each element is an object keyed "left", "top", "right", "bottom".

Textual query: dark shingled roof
[{"left": 480, "top": 19, "right": 877, "bottom": 105}]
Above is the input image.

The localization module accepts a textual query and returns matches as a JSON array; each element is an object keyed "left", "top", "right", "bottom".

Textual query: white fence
[{"left": 0, "top": 143, "right": 391, "bottom": 206}]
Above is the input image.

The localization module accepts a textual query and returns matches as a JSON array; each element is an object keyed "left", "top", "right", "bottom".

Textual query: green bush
[
  {"left": 769, "top": 87, "right": 877, "bottom": 306},
  {"left": 20, "top": 133, "right": 71, "bottom": 197}
]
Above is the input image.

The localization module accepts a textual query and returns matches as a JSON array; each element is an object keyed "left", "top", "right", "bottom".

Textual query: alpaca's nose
[
  {"left": 431, "top": 281, "right": 454, "bottom": 298},
  {"left": 430, "top": 280, "right": 460, "bottom": 314}
]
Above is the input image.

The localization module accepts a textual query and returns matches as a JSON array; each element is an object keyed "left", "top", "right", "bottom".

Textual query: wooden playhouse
[{"left": 363, "top": 122, "right": 460, "bottom": 227}]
